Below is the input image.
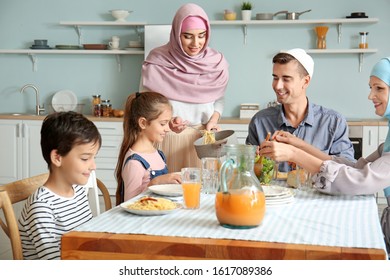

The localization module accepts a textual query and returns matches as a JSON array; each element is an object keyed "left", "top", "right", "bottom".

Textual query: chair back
[
  {"left": 79, "top": 170, "right": 112, "bottom": 216},
  {"left": 0, "top": 172, "right": 111, "bottom": 259},
  {"left": 0, "top": 173, "right": 48, "bottom": 260}
]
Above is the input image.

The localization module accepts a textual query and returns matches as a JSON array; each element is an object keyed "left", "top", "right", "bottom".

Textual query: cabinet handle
[
  {"left": 369, "top": 130, "right": 371, "bottom": 145},
  {"left": 16, "top": 123, "right": 20, "bottom": 138},
  {"left": 22, "top": 123, "right": 27, "bottom": 138},
  {"left": 101, "top": 145, "right": 117, "bottom": 148}
]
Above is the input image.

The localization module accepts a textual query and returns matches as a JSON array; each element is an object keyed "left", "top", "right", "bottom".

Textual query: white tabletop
[{"left": 77, "top": 189, "right": 386, "bottom": 252}]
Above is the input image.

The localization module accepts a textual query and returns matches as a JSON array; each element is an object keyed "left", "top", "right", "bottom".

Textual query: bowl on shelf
[{"left": 110, "top": 10, "right": 132, "bottom": 22}]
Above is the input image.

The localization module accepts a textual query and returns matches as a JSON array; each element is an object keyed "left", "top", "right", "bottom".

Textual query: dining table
[{"left": 61, "top": 186, "right": 387, "bottom": 260}]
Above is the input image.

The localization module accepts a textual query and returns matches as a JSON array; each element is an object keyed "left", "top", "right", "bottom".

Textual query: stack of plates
[{"left": 262, "top": 185, "right": 295, "bottom": 206}]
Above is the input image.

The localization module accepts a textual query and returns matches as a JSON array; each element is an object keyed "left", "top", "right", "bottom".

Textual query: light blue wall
[{"left": 0, "top": 0, "right": 389, "bottom": 119}]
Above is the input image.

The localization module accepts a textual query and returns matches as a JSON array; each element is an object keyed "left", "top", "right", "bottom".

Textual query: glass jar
[
  {"left": 216, "top": 144, "right": 266, "bottom": 229},
  {"left": 93, "top": 104, "right": 102, "bottom": 117},
  {"left": 359, "top": 32, "right": 368, "bottom": 49},
  {"left": 91, "top": 95, "right": 101, "bottom": 115},
  {"left": 101, "top": 99, "right": 112, "bottom": 117}
]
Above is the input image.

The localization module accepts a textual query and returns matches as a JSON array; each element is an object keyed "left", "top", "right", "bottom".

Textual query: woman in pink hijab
[{"left": 141, "top": 3, "right": 229, "bottom": 172}]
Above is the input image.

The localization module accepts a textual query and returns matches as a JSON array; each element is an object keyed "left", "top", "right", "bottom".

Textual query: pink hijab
[{"left": 142, "top": 3, "right": 229, "bottom": 104}]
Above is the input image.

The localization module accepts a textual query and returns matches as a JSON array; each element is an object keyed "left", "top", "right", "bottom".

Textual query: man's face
[{"left": 272, "top": 61, "right": 310, "bottom": 105}]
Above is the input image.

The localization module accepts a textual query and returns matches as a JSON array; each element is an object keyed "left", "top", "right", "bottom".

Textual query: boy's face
[{"left": 58, "top": 142, "right": 100, "bottom": 186}]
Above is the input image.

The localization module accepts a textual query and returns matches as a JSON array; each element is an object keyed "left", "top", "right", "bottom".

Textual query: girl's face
[
  {"left": 144, "top": 106, "right": 172, "bottom": 143},
  {"left": 180, "top": 29, "right": 207, "bottom": 56},
  {"left": 368, "top": 76, "right": 390, "bottom": 117},
  {"left": 58, "top": 142, "right": 99, "bottom": 186}
]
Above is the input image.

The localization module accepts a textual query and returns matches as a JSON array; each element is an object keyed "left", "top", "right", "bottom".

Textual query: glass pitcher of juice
[{"left": 216, "top": 144, "right": 266, "bottom": 229}]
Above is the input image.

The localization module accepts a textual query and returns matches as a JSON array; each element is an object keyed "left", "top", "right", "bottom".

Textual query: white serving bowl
[{"left": 110, "top": 10, "right": 131, "bottom": 22}]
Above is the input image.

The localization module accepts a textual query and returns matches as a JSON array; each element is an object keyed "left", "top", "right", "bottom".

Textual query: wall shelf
[
  {"left": 210, "top": 18, "right": 379, "bottom": 45},
  {"left": 0, "top": 49, "right": 144, "bottom": 72},
  {"left": 291, "top": 48, "right": 377, "bottom": 72},
  {"left": 59, "top": 21, "right": 147, "bottom": 45}
]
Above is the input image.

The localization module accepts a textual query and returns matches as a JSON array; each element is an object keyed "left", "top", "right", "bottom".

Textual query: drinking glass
[
  {"left": 181, "top": 168, "right": 201, "bottom": 209},
  {"left": 201, "top": 157, "right": 220, "bottom": 194}
]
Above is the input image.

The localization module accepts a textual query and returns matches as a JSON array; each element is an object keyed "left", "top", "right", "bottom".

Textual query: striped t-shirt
[{"left": 18, "top": 185, "right": 93, "bottom": 260}]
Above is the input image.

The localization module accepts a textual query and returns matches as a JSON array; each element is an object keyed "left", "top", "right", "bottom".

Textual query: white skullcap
[{"left": 284, "top": 48, "right": 314, "bottom": 79}]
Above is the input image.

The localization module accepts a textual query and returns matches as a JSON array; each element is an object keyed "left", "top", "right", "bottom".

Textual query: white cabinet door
[
  {"left": 362, "top": 126, "right": 379, "bottom": 157},
  {"left": 377, "top": 125, "right": 389, "bottom": 205},
  {"left": 378, "top": 125, "right": 388, "bottom": 145},
  {"left": 94, "top": 121, "right": 123, "bottom": 195},
  {"left": 0, "top": 119, "right": 46, "bottom": 185},
  {"left": 0, "top": 120, "right": 22, "bottom": 183},
  {"left": 22, "top": 120, "right": 47, "bottom": 178},
  {"left": 219, "top": 123, "right": 248, "bottom": 144}
]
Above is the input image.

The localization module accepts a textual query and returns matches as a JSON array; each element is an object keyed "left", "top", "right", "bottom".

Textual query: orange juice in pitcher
[{"left": 216, "top": 144, "right": 266, "bottom": 229}]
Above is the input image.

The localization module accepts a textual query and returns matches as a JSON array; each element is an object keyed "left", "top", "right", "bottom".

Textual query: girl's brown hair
[{"left": 115, "top": 91, "right": 171, "bottom": 205}]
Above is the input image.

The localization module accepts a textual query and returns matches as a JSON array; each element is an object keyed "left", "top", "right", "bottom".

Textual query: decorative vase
[{"left": 241, "top": 10, "right": 252, "bottom": 21}]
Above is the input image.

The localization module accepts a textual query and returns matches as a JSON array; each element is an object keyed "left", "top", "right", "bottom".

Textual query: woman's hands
[
  {"left": 169, "top": 117, "right": 188, "bottom": 133},
  {"left": 259, "top": 140, "right": 297, "bottom": 163}
]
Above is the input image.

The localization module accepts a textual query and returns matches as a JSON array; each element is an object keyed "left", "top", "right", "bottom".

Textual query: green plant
[{"left": 241, "top": 2, "right": 252, "bottom": 10}]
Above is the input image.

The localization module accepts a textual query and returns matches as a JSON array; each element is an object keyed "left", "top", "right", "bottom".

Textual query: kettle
[{"left": 215, "top": 144, "right": 266, "bottom": 229}]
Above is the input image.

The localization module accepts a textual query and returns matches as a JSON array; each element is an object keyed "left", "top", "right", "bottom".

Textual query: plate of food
[
  {"left": 121, "top": 196, "right": 181, "bottom": 216},
  {"left": 148, "top": 184, "right": 183, "bottom": 197}
]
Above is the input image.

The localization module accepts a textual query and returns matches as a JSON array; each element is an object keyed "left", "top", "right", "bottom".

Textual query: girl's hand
[{"left": 149, "top": 173, "right": 182, "bottom": 186}]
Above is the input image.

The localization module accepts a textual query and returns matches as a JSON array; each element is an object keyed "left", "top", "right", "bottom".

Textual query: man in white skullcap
[{"left": 246, "top": 48, "right": 355, "bottom": 172}]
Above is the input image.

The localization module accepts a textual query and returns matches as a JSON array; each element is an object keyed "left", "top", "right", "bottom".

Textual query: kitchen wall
[{"left": 0, "top": 0, "right": 389, "bottom": 119}]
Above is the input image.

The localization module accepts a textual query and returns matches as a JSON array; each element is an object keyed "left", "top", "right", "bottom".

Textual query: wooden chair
[
  {"left": 0, "top": 173, "right": 48, "bottom": 260},
  {"left": 0, "top": 172, "right": 111, "bottom": 260},
  {"left": 82, "top": 170, "right": 112, "bottom": 216}
]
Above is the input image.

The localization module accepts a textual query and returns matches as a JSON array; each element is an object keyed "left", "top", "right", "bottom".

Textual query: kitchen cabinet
[
  {"left": 93, "top": 121, "right": 123, "bottom": 196},
  {"left": 362, "top": 125, "right": 389, "bottom": 205},
  {"left": 0, "top": 119, "right": 46, "bottom": 184},
  {"left": 219, "top": 123, "right": 249, "bottom": 144},
  {"left": 362, "top": 126, "right": 379, "bottom": 157}
]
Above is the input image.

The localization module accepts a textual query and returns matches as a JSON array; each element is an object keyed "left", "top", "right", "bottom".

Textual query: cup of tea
[
  {"left": 201, "top": 157, "right": 220, "bottom": 194},
  {"left": 181, "top": 167, "right": 201, "bottom": 209}
]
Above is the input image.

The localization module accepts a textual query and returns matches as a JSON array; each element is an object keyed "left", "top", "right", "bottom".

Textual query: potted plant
[{"left": 241, "top": 2, "right": 252, "bottom": 21}]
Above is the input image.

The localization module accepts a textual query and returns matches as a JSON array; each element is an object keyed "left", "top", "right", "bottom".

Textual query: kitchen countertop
[{"left": 0, "top": 114, "right": 387, "bottom": 126}]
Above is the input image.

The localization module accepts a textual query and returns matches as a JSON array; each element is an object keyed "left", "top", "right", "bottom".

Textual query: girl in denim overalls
[{"left": 115, "top": 92, "right": 182, "bottom": 205}]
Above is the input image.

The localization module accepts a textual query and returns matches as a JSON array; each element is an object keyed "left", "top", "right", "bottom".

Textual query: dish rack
[{"left": 47, "top": 104, "right": 85, "bottom": 114}]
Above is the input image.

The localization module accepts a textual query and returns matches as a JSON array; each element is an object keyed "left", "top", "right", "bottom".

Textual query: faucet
[{"left": 20, "top": 84, "right": 45, "bottom": 115}]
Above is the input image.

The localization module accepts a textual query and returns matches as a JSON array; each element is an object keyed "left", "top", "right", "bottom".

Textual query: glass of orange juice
[{"left": 181, "top": 167, "right": 201, "bottom": 209}]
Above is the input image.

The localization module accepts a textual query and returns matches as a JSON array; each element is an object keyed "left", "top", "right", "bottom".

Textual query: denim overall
[{"left": 120, "top": 150, "right": 168, "bottom": 203}]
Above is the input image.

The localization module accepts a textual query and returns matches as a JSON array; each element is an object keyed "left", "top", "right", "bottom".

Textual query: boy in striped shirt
[{"left": 18, "top": 111, "right": 101, "bottom": 259}]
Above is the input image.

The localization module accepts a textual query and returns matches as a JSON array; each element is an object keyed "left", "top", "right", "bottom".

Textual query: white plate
[
  {"left": 148, "top": 184, "right": 183, "bottom": 197},
  {"left": 120, "top": 198, "right": 181, "bottom": 216},
  {"left": 262, "top": 185, "right": 292, "bottom": 197},
  {"left": 51, "top": 90, "right": 78, "bottom": 112},
  {"left": 266, "top": 196, "right": 295, "bottom": 206}
]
